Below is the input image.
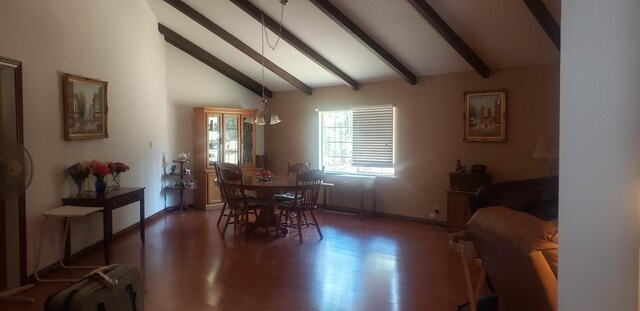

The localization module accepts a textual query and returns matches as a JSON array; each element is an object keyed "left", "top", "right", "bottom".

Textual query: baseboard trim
[{"left": 322, "top": 204, "right": 447, "bottom": 227}]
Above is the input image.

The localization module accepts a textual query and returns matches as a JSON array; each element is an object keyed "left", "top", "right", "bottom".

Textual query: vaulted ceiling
[{"left": 145, "top": 0, "right": 560, "bottom": 97}]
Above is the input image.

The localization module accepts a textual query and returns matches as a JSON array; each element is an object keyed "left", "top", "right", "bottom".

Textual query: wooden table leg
[
  {"left": 140, "top": 192, "right": 145, "bottom": 244},
  {"left": 102, "top": 208, "right": 112, "bottom": 264},
  {"left": 474, "top": 267, "right": 486, "bottom": 304},
  {"left": 359, "top": 185, "right": 365, "bottom": 219},
  {"left": 253, "top": 189, "right": 281, "bottom": 235},
  {"left": 372, "top": 183, "right": 376, "bottom": 216},
  {"left": 462, "top": 259, "right": 477, "bottom": 311},
  {"left": 323, "top": 186, "right": 327, "bottom": 209}
]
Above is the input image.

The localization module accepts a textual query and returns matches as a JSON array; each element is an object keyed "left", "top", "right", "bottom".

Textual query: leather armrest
[{"left": 467, "top": 206, "right": 558, "bottom": 253}]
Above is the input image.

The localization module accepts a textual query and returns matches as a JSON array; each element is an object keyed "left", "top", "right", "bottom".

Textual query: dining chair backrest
[
  {"left": 218, "top": 167, "right": 246, "bottom": 208},
  {"left": 214, "top": 162, "right": 241, "bottom": 198},
  {"left": 287, "top": 161, "right": 311, "bottom": 177},
  {"left": 219, "top": 167, "right": 243, "bottom": 184},
  {"left": 219, "top": 162, "right": 241, "bottom": 174},
  {"left": 293, "top": 168, "right": 324, "bottom": 208}
]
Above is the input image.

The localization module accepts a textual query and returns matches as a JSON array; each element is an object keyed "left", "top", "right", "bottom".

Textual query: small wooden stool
[{"left": 34, "top": 205, "right": 104, "bottom": 282}]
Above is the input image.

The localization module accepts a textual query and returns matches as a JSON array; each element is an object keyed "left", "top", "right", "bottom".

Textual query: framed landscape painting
[
  {"left": 463, "top": 90, "right": 506, "bottom": 142},
  {"left": 63, "top": 73, "right": 108, "bottom": 140}
]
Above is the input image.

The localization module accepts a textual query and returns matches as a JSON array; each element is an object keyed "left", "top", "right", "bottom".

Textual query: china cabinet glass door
[
  {"left": 242, "top": 115, "right": 254, "bottom": 165},
  {"left": 224, "top": 115, "right": 239, "bottom": 164},
  {"left": 207, "top": 114, "right": 221, "bottom": 168}
]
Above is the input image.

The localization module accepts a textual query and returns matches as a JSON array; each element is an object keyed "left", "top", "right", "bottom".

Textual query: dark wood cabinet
[{"left": 447, "top": 172, "right": 491, "bottom": 231}]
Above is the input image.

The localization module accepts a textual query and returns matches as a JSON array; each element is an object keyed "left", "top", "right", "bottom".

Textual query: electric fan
[
  {"left": 0, "top": 144, "right": 33, "bottom": 199},
  {"left": 0, "top": 143, "right": 35, "bottom": 303}
]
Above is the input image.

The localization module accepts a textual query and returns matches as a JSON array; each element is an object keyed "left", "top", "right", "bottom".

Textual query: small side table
[
  {"left": 34, "top": 205, "right": 104, "bottom": 282},
  {"left": 449, "top": 234, "right": 486, "bottom": 311}
]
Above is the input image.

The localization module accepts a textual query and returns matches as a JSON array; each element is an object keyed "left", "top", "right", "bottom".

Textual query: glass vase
[
  {"left": 73, "top": 177, "right": 86, "bottom": 197},
  {"left": 95, "top": 176, "right": 107, "bottom": 194},
  {"left": 111, "top": 172, "right": 121, "bottom": 190}
]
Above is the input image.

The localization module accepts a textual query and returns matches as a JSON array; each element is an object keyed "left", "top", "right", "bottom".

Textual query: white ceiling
[{"left": 145, "top": 0, "right": 560, "bottom": 93}]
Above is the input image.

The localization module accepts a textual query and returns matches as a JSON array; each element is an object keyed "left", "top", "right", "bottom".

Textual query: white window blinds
[{"left": 352, "top": 105, "right": 394, "bottom": 168}]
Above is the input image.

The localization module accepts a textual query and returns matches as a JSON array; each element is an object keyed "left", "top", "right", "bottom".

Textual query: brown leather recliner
[
  {"left": 469, "top": 175, "right": 558, "bottom": 221},
  {"left": 466, "top": 176, "right": 559, "bottom": 311}
]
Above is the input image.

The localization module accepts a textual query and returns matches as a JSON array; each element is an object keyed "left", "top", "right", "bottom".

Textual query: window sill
[{"left": 324, "top": 172, "right": 397, "bottom": 179}]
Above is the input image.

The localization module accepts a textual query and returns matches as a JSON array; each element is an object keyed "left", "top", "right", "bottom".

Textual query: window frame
[{"left": 319, "top": 107, "right": 395, "bottom": 177}]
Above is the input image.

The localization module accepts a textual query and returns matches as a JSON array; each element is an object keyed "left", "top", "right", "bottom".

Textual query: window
[{"left": 319, "top": 105, "right": 394, "bottom": 176}]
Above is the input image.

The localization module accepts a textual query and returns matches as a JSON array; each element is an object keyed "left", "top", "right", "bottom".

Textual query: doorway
[{"left": 0, "top": 56, "right": 25, "bottom": 290}]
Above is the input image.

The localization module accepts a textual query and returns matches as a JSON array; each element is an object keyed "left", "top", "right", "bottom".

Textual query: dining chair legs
[
  {"left": 216, "top": 202, "right": 228, "bottom": 226},
  {"left": 296, "top": 211, "right": 303, "bottom": 243},
  {"left": 221, "top": 212, "right": 233, "bottom": 237},
  {"left": 280, "top": 210, "right": 322, "bottom": 242},
  {"left": 309, "top": 210, "right": 323, "bottom": 240},
  {"left": 221, "top": 208, "right": 258, "bottom": 237}
]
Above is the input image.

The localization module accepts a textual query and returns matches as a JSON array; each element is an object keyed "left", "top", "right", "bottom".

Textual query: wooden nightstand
[{"left": 447, "top": 172, "right": 491, "bottom": 231}]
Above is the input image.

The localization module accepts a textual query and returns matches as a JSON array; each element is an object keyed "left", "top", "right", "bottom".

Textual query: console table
[{"left": 62, "top": 187, "right": 145, "bottom": 264}]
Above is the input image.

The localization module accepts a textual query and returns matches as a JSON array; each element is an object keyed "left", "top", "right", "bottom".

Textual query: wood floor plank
[{"left": 1, "top": 209, "right": 477, "bottom": 310}]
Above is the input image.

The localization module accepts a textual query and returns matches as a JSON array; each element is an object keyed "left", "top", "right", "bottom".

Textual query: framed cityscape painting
[
  {"left": 463, "top": 90, "right": 506, "bottom": 142},
  {"left": 63, "top": 73, "right": 108, "bottom": 140}
]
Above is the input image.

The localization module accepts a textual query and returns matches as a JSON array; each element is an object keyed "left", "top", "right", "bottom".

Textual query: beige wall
[
  {"left": 0, "top": 0, "right": 168, "bottom": 274},
  {"left": 164, "top": 44, "right": 263, "bottom": 207},
  {"left": 559, "top": 1, "right": 640, "bottom": 309},
  {"left": 265, "top": 64, "right": 559, "bottom": 220}
]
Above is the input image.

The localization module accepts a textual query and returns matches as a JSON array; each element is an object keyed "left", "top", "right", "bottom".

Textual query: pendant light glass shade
[
  {"left": 270, "top": 113, "right": 281, "bottom": 125},
  {"left": 255, "top": 109, "right": 267, "bottom": 126}
]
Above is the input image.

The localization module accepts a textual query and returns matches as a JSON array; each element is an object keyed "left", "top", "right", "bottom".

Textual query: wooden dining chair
[
  {"left": 274, "top": 161, "right": 312, "bottom": 225},
  {"left": 287, "top": 161, "right": 311, "bottom": 177},
  {"left": 214, "top": 162, "right": 242, "bottom": 226},
  {"left": 217, "top": 167, "right": 265, "bottom": 236},
  {"left": 275, "top": 161, "right": 311, "bottom": 202},
  {"left": 276, "top": 168, "right": 324, "bottom": 242}
]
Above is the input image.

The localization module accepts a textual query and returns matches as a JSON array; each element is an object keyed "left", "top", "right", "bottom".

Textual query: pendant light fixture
[{"left": 251, "top": 0, "right": 287, "bottom": 126}]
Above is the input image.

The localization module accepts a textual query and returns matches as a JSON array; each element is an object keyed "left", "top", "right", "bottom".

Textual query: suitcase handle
[{"left": 86, "top": 264, "right": 120, "bottom": 288}]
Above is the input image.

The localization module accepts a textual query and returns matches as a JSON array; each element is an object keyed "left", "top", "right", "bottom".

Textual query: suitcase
[{"left": 44, "top": 264, "right": 144, "bottom": 311}]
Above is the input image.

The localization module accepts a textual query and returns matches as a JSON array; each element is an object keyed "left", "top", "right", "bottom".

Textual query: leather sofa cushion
[
  {"left": 468, "top": 206, "right": 558, "bottom": 253},
  {"left": 472, "top": 176, "right": 558, "bottom": 221}
]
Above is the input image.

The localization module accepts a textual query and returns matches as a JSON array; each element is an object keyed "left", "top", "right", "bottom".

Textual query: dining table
[{"left": 217, "top": 175, "right": 333, "bottom": 235}]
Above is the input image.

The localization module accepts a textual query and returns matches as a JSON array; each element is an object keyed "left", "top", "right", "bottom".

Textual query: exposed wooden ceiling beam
[
  {"left": 406, "top": 0, "right": 490, "bottom": 78},
  {"left": 309, "top": 0, "right": 417, "bottom": 85},
  {"left": 522, "top": 0, "right": 560, "bottom": 50},
  {"left": 230, "top": 0, "right": 359, "bottom": 90},
  {"left": 163, "top": 0, "right": 312, "bottom": 95},
  {"left": 158, "top": 23, "right": 272, "bottom": 98}
]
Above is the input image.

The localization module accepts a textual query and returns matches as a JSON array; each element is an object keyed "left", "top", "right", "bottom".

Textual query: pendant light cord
[
  {"left": 258, "top": 0, "right": 287, "bottom": 124},
  {"left": 261, "top": 13, "right": 267, "bottom": 102},
  {"left": 263, "top": 3, "right": 285, "bottom": 51},
  {"left": 260, "top": 2, "right": 285, "bottom": 102}
]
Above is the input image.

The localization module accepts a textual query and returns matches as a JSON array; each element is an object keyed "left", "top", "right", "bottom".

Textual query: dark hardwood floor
[{"left": 2, "top": 209, "right": 477, "bottom": 311}]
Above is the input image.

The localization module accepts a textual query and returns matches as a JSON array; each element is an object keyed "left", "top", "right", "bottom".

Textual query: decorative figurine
[
  {"left": 177, "top": 152, "right": 190, "bottom": 161},
  {"left": 170, "top": 165, "right": 177, "bottom": 174},
  {"left": 455, "top": 159, "right": 466, "bottom": 173}
]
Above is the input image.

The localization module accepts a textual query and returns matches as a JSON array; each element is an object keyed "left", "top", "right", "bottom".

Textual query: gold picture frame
[
  {"left": 463, "top": 90, "right": 506, "bottom": 142},
  {"left": 63, "top": 73, "right": 108, "bottom": 140}
]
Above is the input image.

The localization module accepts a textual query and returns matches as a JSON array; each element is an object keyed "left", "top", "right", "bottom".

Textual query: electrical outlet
[{"left": 430, "top": 205, "right": 440, "bottom": 220}]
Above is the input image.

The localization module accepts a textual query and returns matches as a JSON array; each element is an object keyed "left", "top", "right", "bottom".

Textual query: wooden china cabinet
[{"left": 193, "top": 107, "right": 257, "bottom": 210}]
